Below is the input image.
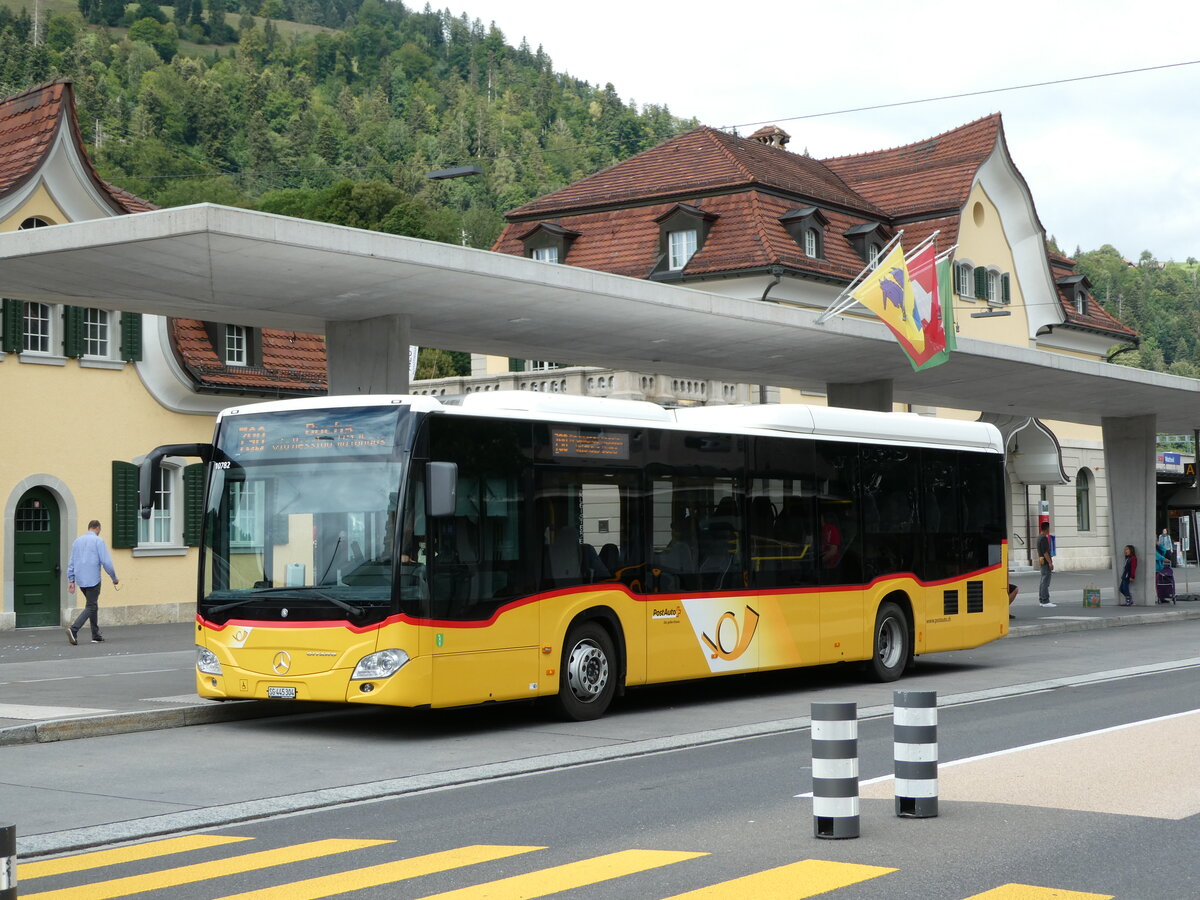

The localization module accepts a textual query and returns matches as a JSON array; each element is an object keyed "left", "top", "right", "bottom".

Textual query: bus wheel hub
[{"left": 567, "top": 640, "right": 608, "bottom": 700}]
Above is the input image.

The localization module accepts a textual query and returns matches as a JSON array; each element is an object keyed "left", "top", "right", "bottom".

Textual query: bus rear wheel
[
  {"left": 556, "top": 622, "right": 617, "bottom": 721},
  {"left": 870, "top": 601, "right": 909, "bottom": 682}
]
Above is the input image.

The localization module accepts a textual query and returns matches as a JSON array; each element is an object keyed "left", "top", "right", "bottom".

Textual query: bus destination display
[
  {"left": 551, "top": 428, "right": 630, "bottom": 461},
  {"left": 224, "top": 409, "right": 400, "bottom": 460}
]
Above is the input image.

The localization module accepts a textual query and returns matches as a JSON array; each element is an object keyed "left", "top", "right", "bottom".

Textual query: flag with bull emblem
[{"left": 848, "top": 242, "right": 927, "bottom": 362}]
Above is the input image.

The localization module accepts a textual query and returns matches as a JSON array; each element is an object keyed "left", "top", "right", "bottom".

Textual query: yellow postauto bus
[{"left": 141, "top": 391, "right": 1008, "bottom": 720}]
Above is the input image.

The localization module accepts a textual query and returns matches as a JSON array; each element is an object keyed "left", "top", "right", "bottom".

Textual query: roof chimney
[{"left": 748, "top": 125, "right": 791, "bottom": 149}]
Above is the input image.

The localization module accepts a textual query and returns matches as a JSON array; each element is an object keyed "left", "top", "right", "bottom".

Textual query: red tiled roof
[
  {"left": 506, "top": 126, "right": 886, "bottom": 219},
  {"left": 1046, "top": 251, "right": 1136, "bottom": 340},
  {"left": 821, "top": 114, "right": 1002, "bottom": 217},
  {"left": 170, "top": 319, "right": 328, "bottom": 394},
  {"left": 0, "top": 80, "right": 154, "bottom": 214}
]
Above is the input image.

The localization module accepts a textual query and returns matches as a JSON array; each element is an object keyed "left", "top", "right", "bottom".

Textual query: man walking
[
  {"left": 1036, "top": 520, "right": 1055, "bottom": 608},
  {"left": 65, "top": 519, "right": 118, "bottom": 644}
]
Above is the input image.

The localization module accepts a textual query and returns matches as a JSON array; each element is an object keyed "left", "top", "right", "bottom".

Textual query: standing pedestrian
[
  {"left": 1118, "top": 544, "right": 1137, "bottom": 606},
  {"left": 1157, "top": 528, "right": 1173, "bottom": 566},
  {"left": 65, "top": 519, "right": 118, "bottom": 644},
  {"left": 1036, "top": 521, "right": 1055, "bottom": 608}
]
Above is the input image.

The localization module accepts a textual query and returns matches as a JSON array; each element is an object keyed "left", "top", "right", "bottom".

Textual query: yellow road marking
[
  {"left": 413, "top": 849, "right": 707, "bottom": 899},
  {"left": 214, "top": 845, "right": 545, "bottom": 900},
  {"left": 19, "top": 835, "right": 252, "bottom": 880},
  {"left": 23, "top": 839, "right": 391, "bottom": 900},
  {"left": 660, "top": 859, "right": 897, "bottom": 899},
  {"left": 964, "top": 885, "right": 1113, "bottom": 899}
]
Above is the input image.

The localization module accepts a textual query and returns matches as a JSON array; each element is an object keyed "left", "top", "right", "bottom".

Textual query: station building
[{"left": 0, "top": 81, "right": 324, "bottom": 630}]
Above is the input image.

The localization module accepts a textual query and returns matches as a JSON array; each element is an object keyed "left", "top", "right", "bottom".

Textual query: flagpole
[
  {"left": 817, "top": 229, "right": 905, "bottom": 324},
  {"left": 906, "top": 230, "right": 940, "bottom": 260}
]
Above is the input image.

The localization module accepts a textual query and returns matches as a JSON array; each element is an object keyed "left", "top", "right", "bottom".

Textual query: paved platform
[{"left": 2, "top": 568, "right": 1197, "bottom": 746}]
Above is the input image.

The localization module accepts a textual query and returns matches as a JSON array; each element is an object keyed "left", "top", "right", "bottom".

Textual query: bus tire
[
  {"left": 556, "top": 621, "right": 617, "bottom": 721},
  {"left": 869, "top": 601, "right": 909, "bottom": 682}
]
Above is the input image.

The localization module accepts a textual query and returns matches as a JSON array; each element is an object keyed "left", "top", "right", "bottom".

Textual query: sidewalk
[{"left": 2, "top": 571, "right": 1198, "bottom": 747}]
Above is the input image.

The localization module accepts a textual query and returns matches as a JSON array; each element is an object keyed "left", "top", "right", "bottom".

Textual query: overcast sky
[{"left": 464, "top": 0, "right": 1200, "bottom": 262}]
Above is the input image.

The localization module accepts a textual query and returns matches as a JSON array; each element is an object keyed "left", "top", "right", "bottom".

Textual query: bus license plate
[{"left": 266, "top": 686, "right": 297, "bottom": 700}]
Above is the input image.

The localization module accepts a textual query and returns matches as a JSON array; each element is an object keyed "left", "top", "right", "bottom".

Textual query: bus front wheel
[
  {"left": 556, "top": 622, "right": 617, "bottom": 721},
  {"left": 870, "top": 601, "right": 909, "bottom": 682}
]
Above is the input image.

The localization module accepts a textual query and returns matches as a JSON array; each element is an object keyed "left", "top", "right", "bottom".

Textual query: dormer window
[
  {"left": 225, "top": 324, "right": 248, "bottom": 366},
  {"left": 843, "top": 222, "right": 892, "bottom": 267},
  {"left": 651, "top": 203, "right": 717, "bottom": 280},
  {"left": 1055, "top": 273, "right": 1091, "bottom": 316},
  {"left": 205, "top": 321, "right": 260, "bottom": 367},
  {"left": 780, "top": 207, "right": 828, "bottom": 260},
  {"left": 668, "top": 229, "right": 697, "bottom": 270},
  {"left": 521, "top": 222, "right": 579, "bottom": 265}
]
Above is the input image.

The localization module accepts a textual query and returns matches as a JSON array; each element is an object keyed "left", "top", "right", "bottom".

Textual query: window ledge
[
  {"left": 131, "top": 545, "right": 190, "bottom": 558},
  {"left": 79, "top": 358, "right": 126, "bottom": 370},
  {"left": 19, "top": 353, "right": 67, "bottom": 366}
]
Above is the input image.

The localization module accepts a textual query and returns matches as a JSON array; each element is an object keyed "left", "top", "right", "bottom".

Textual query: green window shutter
[
  {"left": 2, "top": 299, "right": 22, "bottom": 353},
  {"left": 111, "top": 460, "right": 140, "bottom": 549},
  {"left": 508, "top": 358, "right": 526, "bottom": 372},
  {"left": 1001, "top": 273, "right": 1011, "bottom": 304},
  {"left": 120, "top": 312, "right": 143, "bottom": 361},
  {"left": 183, "top": 463, "right": 206, "bottom": 546},
  {"left": 974, "top": 266, "right": 988, "bottom": 300},
  {"left": 63, "top": 306, "right": 84, "bottom": 358}
]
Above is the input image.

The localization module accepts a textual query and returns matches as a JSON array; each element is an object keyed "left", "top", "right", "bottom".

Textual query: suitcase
[{"left": 1156, "top": 566, "right": 1176, "bottom": 604}]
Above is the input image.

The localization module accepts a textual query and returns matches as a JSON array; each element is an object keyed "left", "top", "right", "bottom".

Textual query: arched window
[
  {"left": 19, "top": 216, "right": 53, "bottom": 229},
  {"left": 1076, "top": 468, "right": 1093, "bottom": 532}
]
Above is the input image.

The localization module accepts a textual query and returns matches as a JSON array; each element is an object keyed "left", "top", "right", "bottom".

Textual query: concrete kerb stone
[
  {"left": 0, "top": 701, "right": 325, "bottom": 747},
  {"left": 1006, "top": 605, "right": 1200, "bottom": 638}
]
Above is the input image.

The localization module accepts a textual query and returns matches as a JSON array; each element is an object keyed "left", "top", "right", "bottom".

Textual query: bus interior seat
[{"left": 547, "top": 526, "right": 581, "bottom": 584}]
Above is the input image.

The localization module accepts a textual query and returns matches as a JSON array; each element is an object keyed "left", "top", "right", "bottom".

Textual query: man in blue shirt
[{"left": 65, "top": 520, "right": 118, "bottom": 644}]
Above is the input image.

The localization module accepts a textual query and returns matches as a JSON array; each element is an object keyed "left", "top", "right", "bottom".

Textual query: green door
[{"left": 14, "top": 487, "right": 61, "bottom": 628}]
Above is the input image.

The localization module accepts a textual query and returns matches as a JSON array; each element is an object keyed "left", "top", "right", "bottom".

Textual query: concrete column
[
  {"left": 325, "top": 315, "right": 411, "bottom": 395},
  {"left": 827, "top": 379, "right": 893, "bottom": 412},
  {"left": 1101, "top": 414, "right": 1156, "bottom": 605}
]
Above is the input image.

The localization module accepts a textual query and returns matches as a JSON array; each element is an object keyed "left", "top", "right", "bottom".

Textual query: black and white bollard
[
  {"left": 893, "top": 689, "right": 938, "bottom": 818},
  {"left": 0, "top": 823, "right": 15, "bottom": 900},
  {"left": 811, "top": 700, "right": 859, "bottom": 839}
]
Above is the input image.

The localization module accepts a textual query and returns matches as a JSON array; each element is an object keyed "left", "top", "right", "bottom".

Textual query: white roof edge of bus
[
  {"left": 673, "top": 404, "right": 1004, "bottom": 452},
  {"left": 214, "top": 392, "right": 1002, "bottom": 453},
  {"left": 215, "top": 395, "right": 445, "bottom": 421}
]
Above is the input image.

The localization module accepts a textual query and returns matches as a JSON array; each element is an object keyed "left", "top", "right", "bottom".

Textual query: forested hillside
[
  {"left": 0, "top": 1, "right": 690, "bottom": 253},
  {"left": 1, "top": 1, "right": 1195, "bottom": 378},
  {"left": 1073, "top": 246, "right": 1200, "bottom": 377}
]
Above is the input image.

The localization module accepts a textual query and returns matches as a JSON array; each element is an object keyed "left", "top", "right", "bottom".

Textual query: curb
[
  {"left": 0, "top": 700, "right": 325, "bottom": 747},
  {"left": 1007, "top": 605, "right": 1200, "bottom": 637}
]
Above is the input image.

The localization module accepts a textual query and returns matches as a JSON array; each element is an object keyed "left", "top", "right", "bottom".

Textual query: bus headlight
[
  {"left": 197, "top": 646, "right": 222, "bottom": 675},
  {"left": 352, "top": 649, "right": 410, "bottom": 680}
]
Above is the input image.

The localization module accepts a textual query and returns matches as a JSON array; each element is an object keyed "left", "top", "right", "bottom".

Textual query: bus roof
[{"left": 216, "top": 391, "right": 1004, "bottom": 454}]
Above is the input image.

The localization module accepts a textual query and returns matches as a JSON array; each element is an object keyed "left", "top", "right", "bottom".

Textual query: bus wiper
[
  {"left": 249, "top": 586, "right": 367, "bottom": 618},
  {"left": 208, "top": 588, "right": 367, "bottom": 618}
]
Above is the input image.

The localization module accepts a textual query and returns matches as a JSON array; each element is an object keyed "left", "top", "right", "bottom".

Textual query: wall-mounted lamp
[
  {"left": 426, "top": 165, "right": 483, "bottom": 180},
  {"left": 970, "top": 309, "right": 1012, "bottom": 318}
]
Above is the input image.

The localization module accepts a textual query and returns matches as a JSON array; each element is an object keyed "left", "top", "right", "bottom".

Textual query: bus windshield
[{"left": 199, "top": 406, "right": 408, "bottom": 624}]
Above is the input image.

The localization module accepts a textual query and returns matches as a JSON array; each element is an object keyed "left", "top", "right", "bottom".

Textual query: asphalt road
[{"left": 17, "top": 664, "right": 1200, "bottom": 898}]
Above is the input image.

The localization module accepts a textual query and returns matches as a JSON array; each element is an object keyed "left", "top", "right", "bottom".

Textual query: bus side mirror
[{"left": 426, "top": 462, "right": 457, "bottom": 518}]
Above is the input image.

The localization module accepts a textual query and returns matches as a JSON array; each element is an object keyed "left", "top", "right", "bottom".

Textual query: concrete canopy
[{"left": 0, "top": 203, "right": 1196, "bottom": 431}]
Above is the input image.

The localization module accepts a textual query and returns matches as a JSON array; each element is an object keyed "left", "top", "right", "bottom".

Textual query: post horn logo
[
  {"left": 272, "top": 650, "right": 292, "bottom": 675},
  {"left": 700, "top": 605, "right": 760, "bottom": 661}
]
